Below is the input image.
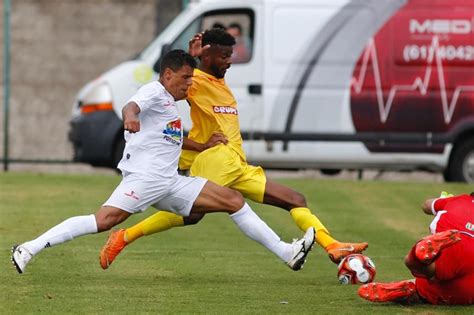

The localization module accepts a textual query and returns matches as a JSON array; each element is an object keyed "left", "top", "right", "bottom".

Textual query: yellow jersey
[{"left": 179, "top": 68, "right": 246, "bottom": 169}]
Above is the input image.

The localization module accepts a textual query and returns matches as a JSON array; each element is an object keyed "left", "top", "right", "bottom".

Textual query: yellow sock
[
  {"left": 125, "top": 211, "right": 184, "bottom": 243},
  {"left": 290, "top": 207, "right": 337, "bottom": 249}
]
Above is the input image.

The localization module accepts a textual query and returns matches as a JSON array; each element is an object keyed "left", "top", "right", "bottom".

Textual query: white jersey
[{"left": 117, "top": 81, "right": 182, "bottom": 178}]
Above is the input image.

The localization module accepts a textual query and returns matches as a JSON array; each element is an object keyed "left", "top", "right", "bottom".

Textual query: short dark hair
[
  {"left": 211, "top": 22, "right": 226, "bottom": 30},
  {"left": 202, "top": 28, "right": 236, "bottom": 47},
  {"left": 228, "top": 22, "right": 242, "bottom": 33},
  {"left": 160, "top": 49, "right": 197, "bottom": 73}
]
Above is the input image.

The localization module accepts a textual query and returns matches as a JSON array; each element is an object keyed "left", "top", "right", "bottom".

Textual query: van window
[
  {"left": 168, "top": 18, "right": 201, "bottom": 52},
  {"left": 169, "top": 9, "right": 255, "bottom": 64}
]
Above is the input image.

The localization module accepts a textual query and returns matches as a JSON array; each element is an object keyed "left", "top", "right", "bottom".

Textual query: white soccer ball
[{"left": 337, "top": 254, "right": 376, "bottom": 284}]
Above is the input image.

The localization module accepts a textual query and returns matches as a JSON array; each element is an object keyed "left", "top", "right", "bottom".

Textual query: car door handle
[{"left": 248, "top": 84, "right": 262, "bottom": 95}]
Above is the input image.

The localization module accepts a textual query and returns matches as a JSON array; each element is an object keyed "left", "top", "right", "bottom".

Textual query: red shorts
[{"left": 415, "top": 234, "right": 474, "bottom": 305}]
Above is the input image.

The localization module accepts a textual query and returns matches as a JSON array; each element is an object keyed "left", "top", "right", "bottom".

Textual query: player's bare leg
[
  {"left": 13, "top": 206, "right": 130, "bottom": 273},
  {"left": 99, "top": 211, "right": 204, "bottom": 269},
  {"left": 190, "top": 181, "right": 315, "bottom": 270},
  {"left": 100, "top": 181, "right": 315, "bottom": 271},
  {"left": 263, "top": 180, "right": 367, "bottom": 263}
]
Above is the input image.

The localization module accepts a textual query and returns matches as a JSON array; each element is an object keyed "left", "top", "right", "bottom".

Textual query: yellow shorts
[{"left": 189, "top": 144, "right": 266, "bottom": 203}]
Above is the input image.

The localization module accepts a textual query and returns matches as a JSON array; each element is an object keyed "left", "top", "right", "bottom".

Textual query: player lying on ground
[
  {"left": 11, "top": 50, "right": 315, "bottom": 274},
  {"left": 99, "top": 28, "right": 367, "bottom": 270},
  {"left": 359, "top": 192, "right": 474, "bottom": 305}
]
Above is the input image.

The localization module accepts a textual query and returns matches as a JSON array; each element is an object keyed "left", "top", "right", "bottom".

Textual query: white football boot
[
  {"left": 11, "top": 245, "right": 33, "bottom": 274},
  {"left": 286, "top": 227, "right": 315, "bottom": 271}
]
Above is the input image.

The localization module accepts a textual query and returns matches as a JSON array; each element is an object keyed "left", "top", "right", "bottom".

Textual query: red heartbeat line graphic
[{"left": 351, "top": 37, "right": 474, "bottom": 124}]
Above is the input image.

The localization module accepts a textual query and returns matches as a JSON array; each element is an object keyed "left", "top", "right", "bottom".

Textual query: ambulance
[{"left": 69, "top": 0, "right": 474, "bottom": 182}]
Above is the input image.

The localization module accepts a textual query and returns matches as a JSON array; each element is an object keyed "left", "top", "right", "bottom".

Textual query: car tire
[
  {"left": 444, "top": 138, "right": 474, "bottom": 183},
  {"left": 320, "top": 169, "right": 342, "bottom": 176}
]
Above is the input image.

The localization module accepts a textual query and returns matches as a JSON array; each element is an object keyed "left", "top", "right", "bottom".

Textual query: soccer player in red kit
[{"left": 358, "top": 192, "right": 474, "bottom": 305}]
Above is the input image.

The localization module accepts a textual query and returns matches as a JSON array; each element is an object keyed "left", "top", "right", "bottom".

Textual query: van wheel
[
  {"left": 444, "top": 138, "right": 474, "bottom": 183},
  {"left": 320, "top": 169, "right": 341, "bottom": 176}
]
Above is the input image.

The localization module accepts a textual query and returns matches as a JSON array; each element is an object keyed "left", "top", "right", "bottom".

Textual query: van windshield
[{"left": 139, "top": 7, "right": 196, "bottom": 60}]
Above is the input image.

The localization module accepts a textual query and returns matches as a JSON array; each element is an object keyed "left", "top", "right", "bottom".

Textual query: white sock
[
  {"left": 230, "top": 203, "right": 293, "bottom": 262},
  {"left": 22, "top": 215, "right": 98, "bottom": 255}
]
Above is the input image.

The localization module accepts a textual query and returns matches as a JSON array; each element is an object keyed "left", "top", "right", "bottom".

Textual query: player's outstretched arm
[{"left": 422, "top": 192, "right": 455, "bottom": 215}]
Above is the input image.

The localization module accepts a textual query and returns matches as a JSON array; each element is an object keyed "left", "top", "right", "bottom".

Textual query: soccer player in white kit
[{"left": 11, "top": 50, "right": 314, "bottom": 274}]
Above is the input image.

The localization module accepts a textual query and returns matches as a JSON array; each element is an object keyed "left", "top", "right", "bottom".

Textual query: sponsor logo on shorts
[
  {"left": 124, "top": 191, "right": 140, "bottom": 200},
  {"left": 213, "top": 106, "right": 238, "bottom": 115},
  {"left": 163, "top": 119, "right": 182, "bottom": 145}
]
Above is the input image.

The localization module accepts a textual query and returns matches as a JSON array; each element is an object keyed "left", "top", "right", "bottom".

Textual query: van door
[
  {"left": 248, "top": 0, "right": 409, "bottom": 169},
  {"left": 159, "top": 5, "right": 263, "bottom": 157}
]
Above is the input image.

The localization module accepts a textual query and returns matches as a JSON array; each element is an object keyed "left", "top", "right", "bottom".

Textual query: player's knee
[
  {"left": 226, "top": 190, "right": 245, "bottom": 213},
  {"left": 404, "top": 254, "right": 411, "bottom": 268},
  {"left": 95, "top": 207, "right": 129, "bottom": 232},
  {"left": 290, "top": 191, "right": 307, "bottom": 207},
  {"left": 184, "top": 212, "right": 205, "bottom": 225},
  {"left": 95, "top": 214, "right": 115, "bottom": 232},
  {"left": 404, "top": 254, "right": 418, "bottom": 272}
]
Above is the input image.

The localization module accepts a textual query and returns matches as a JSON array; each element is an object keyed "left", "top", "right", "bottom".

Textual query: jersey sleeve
[
  {"left": 432, "top": 195, "right": 469, "bottom": 214},
  {"left": 432, "top": 198, "right": 449, "bottom": 214},
  {"left": 128, "top": 83, "right": 167, "bottom": 113},
  {"left": 128, "top": 88, "right": 153, "bottom": 112}
]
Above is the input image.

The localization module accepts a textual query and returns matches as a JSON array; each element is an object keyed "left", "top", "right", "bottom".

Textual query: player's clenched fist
[
  {"left": 124, "top": 118, "right": 140, "bottom": 133},
  {"left": 122, "top": 102, "right": 141, "bottom": 133}
]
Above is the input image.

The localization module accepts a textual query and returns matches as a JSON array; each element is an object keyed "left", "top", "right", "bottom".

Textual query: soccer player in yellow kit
[{"left": 100, "top": 28, "right": 368, "bottom": 269}]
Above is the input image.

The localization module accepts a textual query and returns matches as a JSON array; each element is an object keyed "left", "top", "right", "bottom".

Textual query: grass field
[{"left": 1, "top": 172, "right": 473, "bottom": 314}]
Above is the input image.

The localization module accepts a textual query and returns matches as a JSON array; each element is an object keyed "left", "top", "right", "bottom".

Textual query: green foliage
[{"left": 0, "top": 173, "right": 472, "bottom": 314}]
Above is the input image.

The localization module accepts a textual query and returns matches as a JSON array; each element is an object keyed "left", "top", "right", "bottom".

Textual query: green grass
[{"left": 0, "top": 172, "right": 473, "bottom": 314}]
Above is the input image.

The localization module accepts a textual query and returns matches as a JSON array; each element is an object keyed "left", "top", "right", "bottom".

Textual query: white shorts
[{"left": 103, "top": 172, "right": 207, "bottom": 216}]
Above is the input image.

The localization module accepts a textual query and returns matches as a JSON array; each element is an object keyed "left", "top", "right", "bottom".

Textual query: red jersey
[{"left": 429, "top": 194, "right": 474, "bottom": 234}]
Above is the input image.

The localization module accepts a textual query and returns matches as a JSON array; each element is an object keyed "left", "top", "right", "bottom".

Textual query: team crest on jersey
[
  {"left": 213, "top": 105, "right": 238, "bottom": 115},
  {"left": 163, "top": 119, "right": 182, "bottom": 145},
  {"left": 466, "top": 222, "right": 474, "bottom": 231}
]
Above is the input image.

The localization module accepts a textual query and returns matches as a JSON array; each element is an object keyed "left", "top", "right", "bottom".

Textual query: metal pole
[{"left": 3, "top": 0, "right": 11, "bottom": 171}]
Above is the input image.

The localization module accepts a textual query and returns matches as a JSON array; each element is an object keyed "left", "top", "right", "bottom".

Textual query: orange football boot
[
  {"left": 358, "top": 280, "right": 417, "bottom": 303},
  {"left": 415, "top": 230, "right": 462, "bottom": 264},
  {"left": 326, "top": 241, "right": 369, "bottom": 263},
  {"left": 99, "top": 229, "right": 128, "bottom": 270}
]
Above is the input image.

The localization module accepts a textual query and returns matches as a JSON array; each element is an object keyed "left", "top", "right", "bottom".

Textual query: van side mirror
[{"left": 153, "top": 44, "right": 172, "bottom": 73}]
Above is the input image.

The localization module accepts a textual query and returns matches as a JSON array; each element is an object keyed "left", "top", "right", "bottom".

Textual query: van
[{"left": 69, "top": 0, "right": 474, "bottom": 182}]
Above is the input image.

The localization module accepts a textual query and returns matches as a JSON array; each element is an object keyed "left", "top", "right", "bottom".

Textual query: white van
[{"left": 69, "top": 0, "right": 474, "bottom": 182}]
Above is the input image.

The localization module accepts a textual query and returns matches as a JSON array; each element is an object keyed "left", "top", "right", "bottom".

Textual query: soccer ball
[{"left": 337, "top": 254, "right": 376, "bottom": 284}]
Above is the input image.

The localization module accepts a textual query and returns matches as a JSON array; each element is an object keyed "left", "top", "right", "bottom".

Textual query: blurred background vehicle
[
  {"left": 3, "top": 0, "right": 472, "bottom": 182},
  {"left": 69, "top": 0, "right": 474, "bottom": 182}
]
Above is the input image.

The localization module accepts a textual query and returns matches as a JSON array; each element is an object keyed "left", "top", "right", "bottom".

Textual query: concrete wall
[{"left": 0, "top": 0, "right": 181, "bottom": 162}]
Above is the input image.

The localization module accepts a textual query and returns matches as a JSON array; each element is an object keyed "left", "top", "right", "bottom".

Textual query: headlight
[{"left": 79, "top": 82, "right": 113, "bottom": 115}]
